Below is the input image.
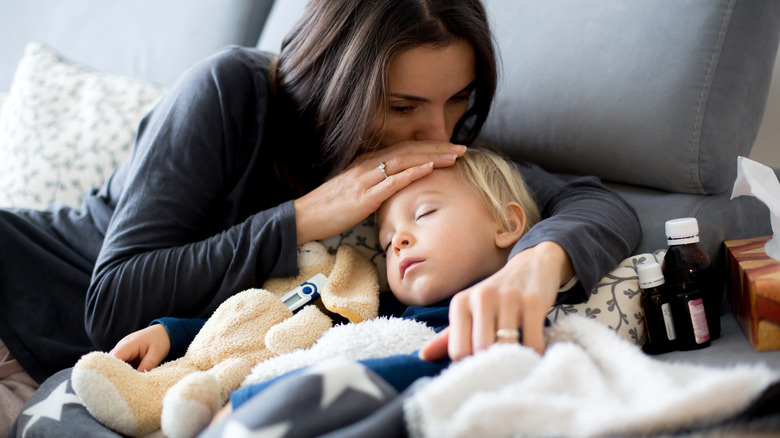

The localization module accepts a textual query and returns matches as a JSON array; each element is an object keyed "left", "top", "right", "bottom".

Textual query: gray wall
[{"left": 751, "top": 50, "right": 780, "bottom": 168}]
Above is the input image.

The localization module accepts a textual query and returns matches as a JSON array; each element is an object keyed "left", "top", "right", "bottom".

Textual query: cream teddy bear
[{"left": 71, "top": 241, "right": 380, "bottom": 437}]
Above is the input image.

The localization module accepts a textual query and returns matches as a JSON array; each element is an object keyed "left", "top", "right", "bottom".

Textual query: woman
[{"left": 1, "top": 0, "right": 639, "bottom": 432}]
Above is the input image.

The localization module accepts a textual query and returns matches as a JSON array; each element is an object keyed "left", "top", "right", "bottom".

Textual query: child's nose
[{"left": 392, "top": 234, "right": 414, "bottom": 255}]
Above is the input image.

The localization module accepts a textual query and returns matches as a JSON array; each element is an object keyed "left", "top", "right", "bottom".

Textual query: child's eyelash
[{"left": 415, "top": 209, "right": 435, "bottom": 221}]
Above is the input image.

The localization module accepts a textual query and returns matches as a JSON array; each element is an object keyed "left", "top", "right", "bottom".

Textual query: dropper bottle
[{"left": 638, "top": 261, "right": 677, "bottom": 354}]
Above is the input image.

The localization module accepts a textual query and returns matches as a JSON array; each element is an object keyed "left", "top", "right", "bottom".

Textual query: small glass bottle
[
  {"left": 638, "top": 262, "right": 678, "bottom": 354},
  {"left": 664, "top": 247, "right": 711, "bottom": 350},
  {"left": 663, "top": 218, "right": 720, "bottom": 339}
]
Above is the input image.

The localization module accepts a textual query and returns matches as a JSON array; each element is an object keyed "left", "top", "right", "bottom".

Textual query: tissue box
[{"left": 724, "top": 236, "right": 780, "bottom": 351}]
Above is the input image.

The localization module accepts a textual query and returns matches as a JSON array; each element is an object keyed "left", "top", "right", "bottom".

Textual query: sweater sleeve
[
  {"left": 512, "top": 162, "right": 641, "bottom": 304},
  {"left": 85, "top": 48, "right": 300, "bottom": 350},
  {"left": 152, "top": 317, "right": 207, "bottom": 362}
]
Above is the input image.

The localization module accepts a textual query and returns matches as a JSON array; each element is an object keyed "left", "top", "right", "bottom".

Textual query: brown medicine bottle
[
  {"left": 638, "top": 262, "right": 678, "bottom": 354},
  {"left": 662, "top": 218, "right": 720, "bottom": 340}
]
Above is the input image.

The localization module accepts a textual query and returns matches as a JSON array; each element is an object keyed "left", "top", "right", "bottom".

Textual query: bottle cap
[
  {"left": 637, "top": 261, "right": 665, "bottom": 289},
  {"left": 665, "top": 217, "right": 700, "bottom": 245}
]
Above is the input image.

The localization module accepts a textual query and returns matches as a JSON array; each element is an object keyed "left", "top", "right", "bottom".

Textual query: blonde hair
[{"left": 453, "top": 148, "right": 541, "bottom": 234}]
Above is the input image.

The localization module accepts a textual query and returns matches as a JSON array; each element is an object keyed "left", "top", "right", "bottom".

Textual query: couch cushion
[
  {"left": 607, "top": 181, "right": 772, "bottom": 271},
  {"left": 0, "top": 42, "right": 166, "bottom": 209},
  {"left": 0, "top": 0, "right": 275, "bottom": 90},
  {"left": 479, "top": 0, "right": 780, "bottom": 195}
]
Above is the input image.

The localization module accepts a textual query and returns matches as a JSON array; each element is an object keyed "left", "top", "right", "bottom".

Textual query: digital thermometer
[{"left": 280, "top": 273, "right": 328, "bottom": 313}]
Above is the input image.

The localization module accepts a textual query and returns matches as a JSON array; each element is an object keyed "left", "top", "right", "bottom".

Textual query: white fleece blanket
[
  {"left": 404, "top": 316, "right": 779, "bottom": 438},
  {"left": 240, "top": 313, "right": 778, "bottom": 437},
  {"left": 242, "top": 316, "right": 437, "bottom": 386}
]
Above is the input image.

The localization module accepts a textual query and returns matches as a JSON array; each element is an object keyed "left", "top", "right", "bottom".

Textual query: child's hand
[{"left": 109, "top": 323, "right": 171, "bottom": 372}]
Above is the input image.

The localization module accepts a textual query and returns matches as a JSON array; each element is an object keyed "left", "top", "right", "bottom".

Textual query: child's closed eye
[
  {"left": 380, "top": 232, "right": 393, "bottom": 252},
  {"left": 415, "top": 209, "right": 436, "bottom": 221}
]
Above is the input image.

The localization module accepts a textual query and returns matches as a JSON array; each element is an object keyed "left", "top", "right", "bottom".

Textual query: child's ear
[{"left": 495, "top": 202, "right": 527, "bottom": 249}]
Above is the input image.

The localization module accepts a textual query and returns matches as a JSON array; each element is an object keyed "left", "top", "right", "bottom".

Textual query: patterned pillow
[
  {"left": 322, "top": 217, "right": 389, "bottom": 291},
  {"left": 548, "top": 250, "right": 666, "bottom": 345},
  {"left": 325, "top": 217, "right": 660, "bottom": 347},
  {"left": 0, "top": 42, "right": 167, "bottom": 209}
]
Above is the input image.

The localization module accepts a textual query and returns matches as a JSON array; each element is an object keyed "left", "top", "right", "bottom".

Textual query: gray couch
[
  {"left": 1, "top": 0, "right": 777, "bottom": 260},
  {"left": 255, "top": 0, "right": 780, "bottom": 270},
  {"left": 2, "top": 0, "right": 780, "bottom": 376}
]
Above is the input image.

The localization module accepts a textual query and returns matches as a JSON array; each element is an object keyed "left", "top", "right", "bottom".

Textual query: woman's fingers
[
  {"left": 518, "top": 298, "right": 547, "bottom": 355},
  {"left": 448, "top": 283, "right": 519, "bottom": 359},
  {"left": 419, "top": 328, "right": 450, "bottom": 361},
  {"left": 363, "top": 143, "right": 465, "bottom": 183},
  {"left": 468, "top": 287, "right": 498, "bottom": 353},
  {"left": 367, "top": 161, "right": 434, "bottom": 202},
  {"left": 444, "top": 286, "right": 536, "bottom": 361},
  {"left": 420, "top": 245, "right": 570, "bottom": 362},
  {"left": 378, "top": 146, "right": 465, "bottom": 174},
  {"left": 295, "top": 142, "right": 465, "bottom": 243},
  {"left": 495, "top": 289, "right": 522, "bottom": 344},
  {"left": 447, "top": 292, "right": 474, "bottom": 361}
]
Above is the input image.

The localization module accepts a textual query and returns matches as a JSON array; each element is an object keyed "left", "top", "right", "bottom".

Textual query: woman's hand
[
  {"left": 420, "top": 241, "right": 573, "bottom": 360},
  {"left": 109, "top": 323, "right": 171, "bottom": 372},
  {"left": 294, "top": 141, "right": 466, "bottom": 244}
]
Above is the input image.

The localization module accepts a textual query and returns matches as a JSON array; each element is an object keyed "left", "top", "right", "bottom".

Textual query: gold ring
[
  {"left": 496, "top": 328, "right": 521, "bottom": 342},
  {"left": 379, "top": 161, "right": 388, "bottom": 179}
]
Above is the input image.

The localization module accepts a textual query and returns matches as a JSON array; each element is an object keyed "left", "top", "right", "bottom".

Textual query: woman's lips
[{"left": 399, "top": 257, "right": 424, "bottom": 279}]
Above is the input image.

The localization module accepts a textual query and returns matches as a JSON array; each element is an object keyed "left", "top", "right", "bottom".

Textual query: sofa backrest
[
  {"left": 257, "top": 0, "right": 780, "bottom": 196},
  {"left": 256, "top": 0, "right": 308, "bottom": 54},
  {"left": 479, "top": 0, "right": 780, "bottom": 195},
  {"left": 0, "top": 0, "right": 275, "bottom": 89}
]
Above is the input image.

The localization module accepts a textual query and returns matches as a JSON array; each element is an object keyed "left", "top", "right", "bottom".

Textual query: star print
[
  {"left": 223, "top": 420, "right": 290, "bottom": 437},
  {"left": 307, "top": 359, "right": 386, "bottom": 408},
  {"left": 21, "top": 380, "right": 82, "bottom": 437}
]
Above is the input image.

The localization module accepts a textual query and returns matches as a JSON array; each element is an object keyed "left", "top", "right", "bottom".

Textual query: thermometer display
[{"left": 280, "top": 273, "right": 328, "bottom": 313}]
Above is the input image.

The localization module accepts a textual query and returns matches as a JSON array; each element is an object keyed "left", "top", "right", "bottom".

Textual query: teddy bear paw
[
  {"left": 161, "top": 371, "right": 222, "bottom": 438},
  {"left": 266, "top": 304, "right": 333, "bottom": 354},
  {"left": 71, "top": 351, "right": 157, "bottom": 436}
]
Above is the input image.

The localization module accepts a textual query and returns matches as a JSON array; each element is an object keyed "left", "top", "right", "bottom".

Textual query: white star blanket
[{"left": 404, "top": 315, "right": 779, "bottom": 438}]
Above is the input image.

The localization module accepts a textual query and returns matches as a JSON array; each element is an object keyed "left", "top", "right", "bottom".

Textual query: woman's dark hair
[{"left": 276, "top": 0, "right": 497, "bottom": 176}]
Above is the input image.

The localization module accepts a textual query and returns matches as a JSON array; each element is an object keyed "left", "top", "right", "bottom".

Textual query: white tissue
[{"left": 731, "top": 156, "right": 780, "bottom": 260}]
